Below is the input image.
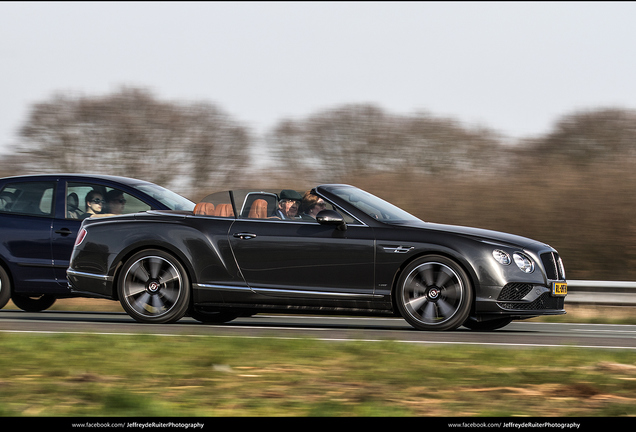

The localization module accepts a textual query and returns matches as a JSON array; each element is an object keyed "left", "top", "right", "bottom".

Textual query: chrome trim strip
[
  {"left": 66, "top": 269, "right": 112, "bottom": 282},
  {"left": 253, "top": 287, "right": 380, "bottom": 298},
  {"left": 193, "top": 283, "right": 381, "bottom": 298},
  {"left": 194, "top": 283, "right": 251, "bottom": 291}
]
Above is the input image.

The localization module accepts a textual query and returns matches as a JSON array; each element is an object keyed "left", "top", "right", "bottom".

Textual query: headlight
[
  {"left": 513, "top": 253, "right": 534, "bottom": 273},
  {"left": 492, "top": 249, "right": 511, "bottom": 265}
]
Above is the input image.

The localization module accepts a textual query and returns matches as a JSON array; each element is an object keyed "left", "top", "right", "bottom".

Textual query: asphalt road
[{"left": 1, "top": 309, "right": 635, "bottom": 349}]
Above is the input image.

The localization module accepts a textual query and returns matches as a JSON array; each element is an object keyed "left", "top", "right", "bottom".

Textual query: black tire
[
  {"left": 190, "top": 308, "right": 241, "bottom": 324},
  {"left": 396, "top": 255, "right": 473, "bottom": 331},
  {"left": 0, "top": 266, "right": 12, "bottom": 309},
  {"left": 118, "top": 249, "right": 190, "bottom": 324},
  {"left": 11, "top": 293, "right": 57, "bottom": 312},
  {"left": 463, "top": 317, "right": 513, "bottom": 331}
]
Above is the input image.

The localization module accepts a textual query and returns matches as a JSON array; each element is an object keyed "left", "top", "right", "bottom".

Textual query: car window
[
  {"left": 194, "top": 191, "right": 235, "bottom": 218},
  {"left": 193, "top": 189, "right": 360, "bottom": 224},
  {"left": 0, "top": 181, "right": 55, "bottom": 217},
  {"left": 231, "top": 189, "right": 359, "bottom": 224},
  {"left": 131, "top": 183, "right": 195, "bottom": 211},
  {"left": 67, "top": 182, "right": 151, "bottom": 219}
]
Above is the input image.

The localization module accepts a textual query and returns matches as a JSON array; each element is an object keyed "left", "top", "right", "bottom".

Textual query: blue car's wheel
[
  {"left": 118, "top": 249, "right": 190, "bottom": 324},
  {"left": 11, "top": 293, "right": 57, "bottom": 312},
  {"left": 0, "top": 266, "right": 11, "bottom": 309},
  {"left": 396, "top": 255, "right": 473, "bottom": 331}
]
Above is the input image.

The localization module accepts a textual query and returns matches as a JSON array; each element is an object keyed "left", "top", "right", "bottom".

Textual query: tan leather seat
[
  {"left": 194, "top": 202, "right": 215, "bottom": 215},
  {"left": 248, "top": 199, "right": 268, "bottom": 219},
  {"left": 214, "top": 204, "right": 234, "bottom": 217}
]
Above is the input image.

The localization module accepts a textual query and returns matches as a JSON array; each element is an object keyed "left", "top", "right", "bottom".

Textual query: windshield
[
  {"left": 132, "top": 183, "right": 195, "bottom": 211},
  {"left": 326, "top": 186, "right": 422, "bottom": 225}
]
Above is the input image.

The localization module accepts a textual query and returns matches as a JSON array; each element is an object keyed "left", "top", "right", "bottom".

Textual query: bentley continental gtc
[{"left": 66, "top": 185, "right": 567, "bottom": 331}]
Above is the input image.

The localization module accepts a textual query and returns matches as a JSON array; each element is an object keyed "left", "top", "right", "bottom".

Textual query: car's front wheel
[
  {"left": 118, "top": 249, "right": 190, "bottom": 324},
  {"left": 396, "top": 255, "right": 473, "bottom": 331}
]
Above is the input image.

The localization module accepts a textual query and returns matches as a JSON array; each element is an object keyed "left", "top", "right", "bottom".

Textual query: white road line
[{"left": 1, "top": 329, "right": 635, "bottom": 350}]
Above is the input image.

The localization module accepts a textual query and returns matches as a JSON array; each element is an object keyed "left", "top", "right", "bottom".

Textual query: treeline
[{"left": 1, "top": 87, "right": 635, "bottom": 280}]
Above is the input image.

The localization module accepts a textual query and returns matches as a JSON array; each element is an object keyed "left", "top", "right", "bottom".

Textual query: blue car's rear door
[{"left": 0, "top": 180, "right": 58, "bottom": 293}]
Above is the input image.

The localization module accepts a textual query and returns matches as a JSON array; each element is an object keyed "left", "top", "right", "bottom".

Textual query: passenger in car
[
  {"left": 299, "top": 190, "right": 327, "bottom": 220},
  {"left": 81, "top": 190, "right": 104, "bottom": 219},
  {"left": 273, "top": 190, "right": 302, "bottom": 220},
  {"left": 104, "top": 190, "right": 126, "bottom": 215}
]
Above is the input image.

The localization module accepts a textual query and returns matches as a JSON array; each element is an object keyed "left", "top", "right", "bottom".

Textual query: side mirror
[{"left": 316, "top": 209, "right": 347, "bottom": 231}]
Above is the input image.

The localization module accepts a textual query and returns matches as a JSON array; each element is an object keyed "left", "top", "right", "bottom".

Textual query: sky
[{"left": 1, "top": 1, "right": 636, "bottom": 154}]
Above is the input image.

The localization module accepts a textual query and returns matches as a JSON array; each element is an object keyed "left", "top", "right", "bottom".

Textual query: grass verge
[{"left": 1, "top": 333, "right": 636, "bottom": 417}]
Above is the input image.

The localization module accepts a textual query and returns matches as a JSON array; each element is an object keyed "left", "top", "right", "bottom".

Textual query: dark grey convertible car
[{"left": 67, "top": 185, "right": 567, "bottom": 331}]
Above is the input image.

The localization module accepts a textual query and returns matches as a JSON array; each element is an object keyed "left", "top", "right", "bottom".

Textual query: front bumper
[{"left": 475, "top": 282, "right": 567, "bottom": 317}]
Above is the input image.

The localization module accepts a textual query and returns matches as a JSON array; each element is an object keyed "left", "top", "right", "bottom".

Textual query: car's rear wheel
[
  {"left": 11, "top": 293, "right": 57, "bottom": 312},
  {"left": 118, "top": 249, "right": 190, "bottom": 324},
  {"left": 0, "top": 266, "right": 12, "bottom": 309},
  {"left": 396, "top": 255, "right": 473, "bottom": 331}
]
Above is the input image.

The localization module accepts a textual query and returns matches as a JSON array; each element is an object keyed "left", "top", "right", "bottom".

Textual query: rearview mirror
[{"left": 316, "top": 209, "right": 347, "bottom": 231}]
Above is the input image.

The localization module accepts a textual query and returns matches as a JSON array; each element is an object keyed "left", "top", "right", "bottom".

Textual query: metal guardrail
[{"left": 567, "top": 280, "right": 636, "bottom": 306}]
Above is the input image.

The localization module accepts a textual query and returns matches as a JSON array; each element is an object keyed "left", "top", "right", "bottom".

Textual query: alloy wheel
[
  {"left": 397, "top": 256, "right": 472, "bottom": 331},
  {"left": 119, "top": 250, "right": 190, "bottom": 323}
]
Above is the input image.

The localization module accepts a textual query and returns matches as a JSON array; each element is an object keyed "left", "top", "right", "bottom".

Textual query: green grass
[{"left": 1, "top": 333, "right": 635, "bottom": 417}]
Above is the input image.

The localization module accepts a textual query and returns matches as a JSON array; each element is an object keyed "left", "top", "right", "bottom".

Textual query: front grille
[
  {"left": 541, "top": 252, "right": 564, "bottom": 280},
  {"left": 499, "top": 293, "right": 565, "bottom": 310},
  {"left": 498, "top": 283, "right": 533, "bottom": 301}
]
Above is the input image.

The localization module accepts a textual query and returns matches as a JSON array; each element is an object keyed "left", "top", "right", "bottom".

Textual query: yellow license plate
[{"left": 552, "top": 282, "right": 567, "bottom": 296}]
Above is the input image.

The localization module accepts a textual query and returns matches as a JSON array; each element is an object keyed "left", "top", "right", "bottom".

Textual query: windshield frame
[{"left": 320, "top": 185, "right": 422, "bottom": 225}]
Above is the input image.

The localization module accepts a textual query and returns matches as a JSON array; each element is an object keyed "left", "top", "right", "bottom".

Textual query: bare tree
[
  {"left": 266, "top": 104, "right": 505, "bottom": 183},
  {"left": 267, "top": 105, "right": 390, "bottom": 179},
  {"left": 529, "top": 108, "right": 636, "bottom": 164},
  {"left": 17, "top": 87, "right": 251, "bottom": 195}
]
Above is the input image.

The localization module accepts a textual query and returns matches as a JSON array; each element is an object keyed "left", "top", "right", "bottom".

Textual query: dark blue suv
[{"left": 0, "top": 174, "right": 194, "bottom": 311}]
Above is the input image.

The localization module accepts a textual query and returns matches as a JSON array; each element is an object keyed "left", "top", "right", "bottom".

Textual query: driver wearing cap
[{"left": 273, "top": 189, "right": 302, "bottom": 220}]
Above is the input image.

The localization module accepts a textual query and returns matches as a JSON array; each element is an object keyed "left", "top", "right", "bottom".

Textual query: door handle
[
  {"left": 55, "top": 228, "right": 73, "bottom": 236},
  {"left": 233, "top": 232, "right": 257, "bottom": 240}
]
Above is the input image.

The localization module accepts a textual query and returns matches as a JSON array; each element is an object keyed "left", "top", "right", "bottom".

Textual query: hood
[{"left": 395, "top": 220, "right": 547, "bottom": 250}]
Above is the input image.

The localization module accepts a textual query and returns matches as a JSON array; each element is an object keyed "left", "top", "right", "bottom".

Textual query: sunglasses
[{"left": 90, "top": 199, "right": 105, "bottom": 204}]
